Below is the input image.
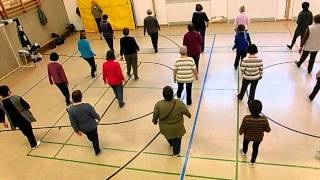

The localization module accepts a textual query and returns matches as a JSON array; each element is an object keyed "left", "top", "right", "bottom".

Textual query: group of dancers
[{"left": 0, "top": 2, "right": 320, "bottom": 169}]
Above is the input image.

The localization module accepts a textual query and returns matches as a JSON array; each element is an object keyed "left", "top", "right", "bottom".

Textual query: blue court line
[{"left": 179, "top": 34, "right": 216, "bottom": 180}]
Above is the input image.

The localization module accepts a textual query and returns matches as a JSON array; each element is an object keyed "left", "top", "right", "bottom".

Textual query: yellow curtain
[{"left": 77, "top": 0, "right": 135, "bottom": 32}]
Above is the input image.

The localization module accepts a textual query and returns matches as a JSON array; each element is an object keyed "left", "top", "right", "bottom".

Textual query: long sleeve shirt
[
  {"left": 240, "top": 55, "right": 263, "bottom": 80},
  {"left": 68, "top": 103, "right": 100, "bottom": 133},
  {"left": 102, "top": 60, "right": 124, "bottom": 86},
  {"left": 47, "top": 62, "right": 68, "bottom": 84},
  {"left": 101, "top": 21, "right": 113, "bottom": 38},
  {"left": 78, "top": 39, "right": 95, "bottom": 58},
  {"left": 183, "top": 31, "right": 202, "bottom": 57},
  {"left": 120, "top": 36, "right": 139, "bottom": 56},
  {"left": 192, "top": 11, "right": 209, "bottom": 31},
  {"left": 239, "top": 115, "right": 271, "bottom": 142},
  {"left": 234, "top": 12, "right": 250, "bottom": 30},
  {"left": 144, "top": 16, "right": 160, "bottom": 35}
]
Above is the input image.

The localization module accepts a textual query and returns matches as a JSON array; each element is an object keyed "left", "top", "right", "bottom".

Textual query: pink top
[
  {"left": 47, "top": 62, "right": 68, "bottom": 84},
  {"left": 234, "top": 12, "right": 250, "bottom": 30}
]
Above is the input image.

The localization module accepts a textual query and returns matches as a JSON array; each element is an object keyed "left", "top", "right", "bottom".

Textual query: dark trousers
[
  {"left": 177, "top": 82, "right": 193, "bottom": 105},
  {"left": 242, "top": 138, "right": 261, "bottom": 163},
  {"left": 103, "top": 36, "right": 114, "bottom": 51},
  {"left": 84, "top": 128, "right": 100, "bottom": 155},
  {"left": 309, "top": 78, "right": 320, "bottom": 101},
  {"left": 166, "top": 137, "right": 182, "bottom": 155},
  {"left": 192, "top": 54, "right": 200, "bottom": 72},
  {"left": 297, "top": 50, "right": 318, "bottom": 73},
  {"left": 238, "top": 79, "right": 259, "bottom": 103},
  {"left": 289, "top": 32, "right": 304, "bottom": 48},
  {"left": 17, "top": 120, "right": 37, "bottom": 148},
  {"left": 197, "top": 29, "right": 206, "bottom": 52},
  {"left": 55, "top": 82, "right": 70, "bottom": 105},
  {"left": 125, "top": 53, "right": 138, "bottom": 79},
  {"left": 83, "top": 57, "right": 97, "bottom": 77},
  {"left": 234, "top": 50, "right": 247, "bottom": 69},
  {"left": 111, "top": 85, "right": 124, "bottom": 106},
  {"left": 149, "top": 33, "right": 158, "bottom": 52},
  {"left": 95, "top": 18, "right": 102, "bottom": 33}
]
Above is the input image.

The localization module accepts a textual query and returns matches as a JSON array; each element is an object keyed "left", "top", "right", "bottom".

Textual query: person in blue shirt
[
  {"left": 78, "top": 31, "right": 97, "bottom": 78},
  {"left": 233, "top": 24, "right": 251, "bottom": 69}
]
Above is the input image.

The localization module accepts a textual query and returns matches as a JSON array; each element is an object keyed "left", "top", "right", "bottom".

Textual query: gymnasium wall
[
  {"left": 6, "top": 0, "right": 69, "bottom": 46},
  {"left": 63, "top": 0, "right": 84, "bottom": 30},
  {"left": 133, "top": 0, "right": 320, "bottom": 26}
]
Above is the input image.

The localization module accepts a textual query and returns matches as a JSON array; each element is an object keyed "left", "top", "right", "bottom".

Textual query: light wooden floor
[{"left": 1, "top": 21, "right": 320, "bottom": 180}]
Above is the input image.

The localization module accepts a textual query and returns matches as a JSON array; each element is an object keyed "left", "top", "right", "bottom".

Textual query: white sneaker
[
  {"left": 251, "top": 163, "right": 256, "bottom": 168},
  {"left": 31, "top": 141, "right": 41, "bottom": 150},
  {"left": 240, "top": 148, "right": 247, "bottom": 157},
  {"left": 172, "top": 154, "right": 179, "bottom": 158}
]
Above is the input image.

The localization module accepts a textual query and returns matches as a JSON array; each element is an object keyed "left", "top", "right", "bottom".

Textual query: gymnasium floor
[{"left": 0, "top": 21, "right": 320, "bottom": 180}]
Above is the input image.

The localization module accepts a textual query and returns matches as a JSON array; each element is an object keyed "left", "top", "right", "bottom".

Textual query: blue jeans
[{"left": 111, "top": 85, "right": 124, "bottom": 106}]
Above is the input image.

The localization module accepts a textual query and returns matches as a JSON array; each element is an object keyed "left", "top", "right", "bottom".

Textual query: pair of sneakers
[{"left": 240, "top": 148, "right": 256, "bottom": 168}]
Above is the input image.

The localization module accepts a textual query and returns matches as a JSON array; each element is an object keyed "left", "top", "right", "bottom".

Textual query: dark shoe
[
  {"left": 287, "top": 44, "right": 292, "bottom": 50},
  {"left": 155, "top": 49, "right": 158, "bottom": 53},
  {"left": 234, "top": 66, "right": 237, "bottom": 70},
  {"left": 295, "top": 61, "right": 301, "bottom": 68},
  {"left": 187, "top": 102, "right": 192, "bottom": 106},
  {"left": 119, "top": 102, "right": 125, "bottom": 108},
  {"left": 237, "top": 94, "right": 243, "bottom": 100},
  {"left": 134, "top": 77, "right": 139, "bottom": 81},
  {"left": 127, "top": 72, "right": 130, "bottom": 76},
  {"left": 95, "top": 149, "right": 101, "bottom": 156},
  {"left": 309, "top": 95, "right": 314, "bottom": 101}
]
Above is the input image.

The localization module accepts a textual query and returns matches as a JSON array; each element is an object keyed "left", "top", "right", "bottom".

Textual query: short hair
[
  {"left": 147, "top": 9, "right": 152, "bottom": 15},
  {"left": 237, "top": 24, "right": 246, "bottom": 32},
  {"left": 106, "top": 50, "right": 115, "bottom": 60},
  {"left": 247, "top": 44, "right": 258, "bottom": 54},
  {"left": 196, "top": 4, "right": 203, "bottom": 11},
  {"left": 102, "top": 14, "right": 108, "bottom": 20},
  {"left": 0, "top": 85, "right": 10, "bottom": 97},
  {"left": 179, "top": 46, "right": 188, "bottom": 55},
  {"left": 187, "top": 23, "right": 194, "bottom": 31},
  {"left": 162, "top": 86, "right": 173, "bottom": 101},
  {"left": 72, "top": 90, "right": 82, "bottom": 103},
  {"left": 50, "top": 52, "right": 59, "bottom": 61},
  {"left": 239, "top": 5, "right": 245, "bottom": 12},
  {"left": 314, "top": 14, "right": 320, "bottom": 24},
  {"left": 123, "top": 28, "right": 129, "bottom": 36},
  {"left": 302, "top": 2, "right": 310, "bottom": 10},
  {"left": 80, "top": 30, "right": 86, "bottom": 39},
  {"left": 249, "top": 100, "right": 263, "bottom": 117}
]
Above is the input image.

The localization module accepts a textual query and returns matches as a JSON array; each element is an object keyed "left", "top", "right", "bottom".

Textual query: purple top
[
  {"left": 183, "top": 31, "right": 202, "bottom": 57},
  {"left": 47, "top": 62, "right": 68, "bottom": 84}
]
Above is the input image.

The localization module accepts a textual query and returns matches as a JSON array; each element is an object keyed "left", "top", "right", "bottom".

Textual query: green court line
[
  {"left": 235, "top": 62, "right": 240, "bottom": 179},
  {"left": 39, "top": 140, "right": 320, "bottom": 171},
  {"left": 28, "top": 154, "right": 233, "bottom": 180}
]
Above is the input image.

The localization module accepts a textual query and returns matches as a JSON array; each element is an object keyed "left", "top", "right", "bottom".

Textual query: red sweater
[
  {"left": 102, "top": 60, "right": 124, "bottom": 86},
  {"left": 183, "top": 31, "right": 202, "bottom": 57},
  {"left": 47, "top": 62, "right": 68, "bottom": 84}
]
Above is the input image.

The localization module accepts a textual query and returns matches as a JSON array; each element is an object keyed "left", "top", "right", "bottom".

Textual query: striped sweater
[
  {"left": 174, "top": 57, "right": 196, "bottom": 83},
  {"left": 239, "top": 115, "right": 271, "bottom": 142},
  {"left": 240, "top": 55, "right": 263, "bottom": 80}
]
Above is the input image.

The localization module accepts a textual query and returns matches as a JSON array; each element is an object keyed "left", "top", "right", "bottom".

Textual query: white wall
[
  {"left": 292, "top": 0, "right": 320, "bottom": 18},
  {"left": 62, "top": 0, "right": 84, "bottom": 30},
  {"left": 166, "top": 1, "right": 210, "bottom": 23},
  {"left": 132, "top": 0, "right": 153, "bottom": 26},
  {"left": 276, "top": 0, "right": 287, "bottom": 20}
]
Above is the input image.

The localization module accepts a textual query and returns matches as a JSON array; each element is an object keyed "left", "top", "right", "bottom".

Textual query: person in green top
[{"left": 152, "top": 86, "right": 191, "bottom": 157}]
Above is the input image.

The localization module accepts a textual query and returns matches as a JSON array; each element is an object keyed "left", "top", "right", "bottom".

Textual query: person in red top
[
  {"left": 183, "top": 23, "right": 202, "bottom": 72},
  {"left": 47, "top": 52, "right": 71, "bottom": 106},
  {"left": 103, "top": 50, "right": 125, "bottom": 108}
]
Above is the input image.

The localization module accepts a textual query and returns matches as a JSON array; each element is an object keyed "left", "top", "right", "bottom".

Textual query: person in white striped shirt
[
  {"left": 237, "top": 44, "right": 263, "bottom": 104},
  {"left": 174, "top": 46, "right": 199, "bottom": 105}
]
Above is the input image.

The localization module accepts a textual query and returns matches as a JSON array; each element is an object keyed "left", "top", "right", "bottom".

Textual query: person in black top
[
  {"left": 192, "top": 4, "right": 209, "bottom": 52},
  {"left": 0, "top": 85, "right": 40, "bottom": 149},
  {"left": 287, "top": 2, "right": 313, "bottom": 49},
  {"left": 120, "top": 28, "right": 140, "bottom": 80},
  {"left": 100, "top": 14, "right": 114, "bottom": 51}
]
